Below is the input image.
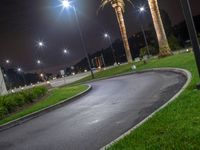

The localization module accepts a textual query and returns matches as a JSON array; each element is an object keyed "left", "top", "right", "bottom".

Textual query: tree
[
  {"left": 100, "top": 0, "right": 133, "bottom": 63},
  {"left": 148, "top": 0, "right": 172, "bottom": 57}
]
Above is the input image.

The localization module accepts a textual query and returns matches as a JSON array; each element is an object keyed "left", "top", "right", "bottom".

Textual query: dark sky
[{"left": 0, "top": 0, "right": 200, "bottom": 73}]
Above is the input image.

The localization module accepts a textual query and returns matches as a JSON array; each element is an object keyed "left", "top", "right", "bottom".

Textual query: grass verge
[
  {"left": 73, "top": 52, "right": 199, "bottom": 149},
  {"left": 0, "top": 85, "right": 88, "bottom": 126},
  {"left": 105, "top": 53, "right": 200, "bottom": 149}
]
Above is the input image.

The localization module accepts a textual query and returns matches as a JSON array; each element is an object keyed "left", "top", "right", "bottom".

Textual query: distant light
[
  {"left": 63, "top": 49, "right": 69, "bottom": 54},
  {"left": 11, "top": 90, "right": 15, "bottom": 93},
  {"left": 84, "top": 69, "right": 88, "bottom": 72},
  {"left": 62, "top": 0, "right": 71, "bottom": 8},
  {"left": 6, "top": 59, "right": 10, "bottom": 64},
  {"left": 72, "top": 72, "right": 75, "bottom": 75},
  {"left": 17, "top": 68, "right": 22, "bottom": 72},
  {"left": 21, "top": 87, "right": 24, "bottom": 90},
  {"left": 98, "top": 66, "right": 101, "bottom": 69},
  {"left": 3, "top": 74, "right": 7, "bottom": 77},
  {"left": 37, "top": 41, "right": 44, "bottom": 48},
  {"left": 40, "top": 73, "right": 44, "bottom": 77},
  {"left": 104, "top": 33, "right": 109, "bottom": 38},
  {"left": 139, "top": 7, "right": 145, "bottom": 12},
  {"left": 47, "top": 81, "right": 50, "bottom": 84},
  {"left": 37, "top": 60, "right": 41, "bottom": 64}
]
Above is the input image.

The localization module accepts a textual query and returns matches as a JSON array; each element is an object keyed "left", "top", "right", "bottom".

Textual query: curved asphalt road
[{"left": 0, "top": 70, "right": 187, "bottom": 150}]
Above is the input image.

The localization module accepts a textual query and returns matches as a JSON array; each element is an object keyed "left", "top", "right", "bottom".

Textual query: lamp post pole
[
  {"left": 73, "top": 7, "right": 94, "bottom": 79},
  {"left": 104, "top": 33, "right": 117, "bottom": 64},
  {"left": 180, "top": 0, "right": 200, "bottom": 88},
  {"left": 139, "top": 7, "right": 150, "bottom": 57},
  {"left": 180, "top": 0, "right": 200, "bottom": 89}
]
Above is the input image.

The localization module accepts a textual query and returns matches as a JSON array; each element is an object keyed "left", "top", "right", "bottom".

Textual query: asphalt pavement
[{"left": 0, "top": 70, "right": 187, "bottom": 150}]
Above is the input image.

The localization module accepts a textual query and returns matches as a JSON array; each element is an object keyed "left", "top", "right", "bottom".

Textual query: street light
[
  {"left": 5, "top": 59, "right": 10, "bottom": 64},
  {"left": 180, "top": 0, "right": 200, "bottom": 88},
  {"left": 139, "top": 7, "right": 145, "bottom": 12},
  {"left": 38, "top": 41, "right": 44, "bottom": 48},
  {"left": 37, "top": 60, "right": 41, "bottom": 65},
  {"left": 17, "top": 67, "right": 26, "bottom": 85},
  {"left": 61, "top": 0, "right": 94, "bottom": 79},
  {"left": 138, "top": 6, "right": 150, "bottom": 57},
  {"left": 17, "top": 67, "right": 22, "bottom": 72},
  {"left": 63, "top": 49, "right": 69, "bottom": 54},
  {"left": 104, "top": 33, "right": 117, "bottom": 64},
  {"left": 62, "top": 0, "right": 70, "bottom": 8}
]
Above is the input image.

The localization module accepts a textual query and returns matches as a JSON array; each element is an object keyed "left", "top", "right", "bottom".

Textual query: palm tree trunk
[
  {"left": 148, "top": 0, "right": 172, "bottom": 57},
  {"left": 112, "top": 4, "right": 133, "bottom": 63}
]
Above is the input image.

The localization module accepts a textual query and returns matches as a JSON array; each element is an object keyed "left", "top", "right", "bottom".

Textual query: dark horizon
[{"left": 0, "top": 0, "right": 200, "bottom": 73}]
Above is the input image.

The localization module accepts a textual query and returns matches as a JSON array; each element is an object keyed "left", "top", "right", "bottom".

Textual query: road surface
[{"left": 0, "top": 70, "right": 187, "bottom": 150}]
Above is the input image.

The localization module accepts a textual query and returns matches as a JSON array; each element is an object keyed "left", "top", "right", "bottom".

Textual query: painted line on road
[{"left": 100, "top": 68, "right": 192, "bottom": 150}]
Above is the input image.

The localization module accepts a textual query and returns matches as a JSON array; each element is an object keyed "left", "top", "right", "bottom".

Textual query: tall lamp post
[
  {"left": 180, "top": 0, "right": 200, "bottom": 88},
  {"left": 104, "top": 33, "right": 117, "bottom": 64},
  {"left": 17, "top": 67, "right": 26, "bottom": 86},
  {"left": 61, "top": 0, "right": 94, "bottom": 79},
  {"left": 139, "top": 6, "right": 150, "bottom": 57}
]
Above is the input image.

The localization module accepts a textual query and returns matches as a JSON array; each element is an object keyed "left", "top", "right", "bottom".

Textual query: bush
[
  {"left": 140, "top": 45, "right": 158, "bottom": 57},
  {"left": 0, "top": 106, "right": 8, "bottom": 119},
  {"left": 168, "top": 35, "right": 182, "bottom": 51},
  {"left": 0, "top": 86, "right": 47, "bottom": 119}
]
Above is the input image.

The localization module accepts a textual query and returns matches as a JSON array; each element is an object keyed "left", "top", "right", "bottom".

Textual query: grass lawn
[
  {"left": 74, "top": 52, "right": 200, "bottom": 149},
  {"left": 0, "top": 85, "right": 88, "bottom": 126}
]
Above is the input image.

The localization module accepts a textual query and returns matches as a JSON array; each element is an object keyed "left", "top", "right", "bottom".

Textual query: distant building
[{"left": 0, "top": 67, "right": 8, "bottom": 95}]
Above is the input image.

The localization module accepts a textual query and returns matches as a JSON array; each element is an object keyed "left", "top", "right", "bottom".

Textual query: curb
[
  {"left": 0, "top": 85, "right": 92, "bottom": 132},
  {"left": 100, "top": 68, "right": 192, "bottom": 150},
  {"left": 76, "top": 67, "right": 187, "bottom": 85}
]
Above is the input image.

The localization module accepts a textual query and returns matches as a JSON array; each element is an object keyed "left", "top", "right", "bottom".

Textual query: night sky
[{"left": 0, "top": 0, "right": 200, "bottom": 73}]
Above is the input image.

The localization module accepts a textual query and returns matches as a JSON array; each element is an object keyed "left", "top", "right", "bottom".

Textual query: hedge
[{"left": 0, "top": 86, "right": 47, "bottom": 119}]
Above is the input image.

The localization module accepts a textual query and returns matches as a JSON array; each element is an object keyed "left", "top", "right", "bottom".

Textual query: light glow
[
  {"left": 139, "top": 7, "right": 145, "bottom": 12},
  {"left": 104, "top": 33, "right": 109, "bottom": 38},
  {"left": 62, "top": 0, "right": 71, "bottom": 8}
]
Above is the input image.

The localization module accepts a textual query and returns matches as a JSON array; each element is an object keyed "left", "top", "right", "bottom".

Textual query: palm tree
[
  {"left": 100, "top": 0, "right": 133, "bottom": 63},
  {"left": 148, "top": 0, "right": 172, "bottom": 57}
]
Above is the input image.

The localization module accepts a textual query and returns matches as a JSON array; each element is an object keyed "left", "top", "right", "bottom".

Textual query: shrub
[
  {"left": 1, "top": 96, "right": 18, "bottom": 112},
  {"left": 0, "top": 106, "right": 8, "bottom": 119},
  {"left": 168, "top": 35, "right": 182, "bottom": 51},
  {"left": 0, "top": 86, "right": 47, "bottom": 118}
]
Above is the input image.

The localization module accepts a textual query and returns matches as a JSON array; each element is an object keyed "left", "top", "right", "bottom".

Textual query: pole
[
  {"left": 139, "top": 11, "right": 150, "bottom": 57},
  {"left": 108, "top": 36, "right": 117, "bottom": 64},
  {"left": 180, "top": 0, "right": 200, "bottom": 88},
  {"left": 141, "top": 24, "right": 150, "bottom": 56},
  {"left": 73, "top": 7, "right": 94, "bottom": 79}
]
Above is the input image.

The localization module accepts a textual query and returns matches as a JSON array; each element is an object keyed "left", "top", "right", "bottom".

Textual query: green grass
[
  {"left": 103, "top": 53, "right": 200, "bottom": 149},
  {"left": 0, "top": 85, "right": 88, "bottom": 125},
  {"left": 72, "top": 52, "right": 199, "bottom": 149}
]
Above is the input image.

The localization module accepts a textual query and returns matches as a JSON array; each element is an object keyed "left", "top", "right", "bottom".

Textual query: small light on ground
[{"left": 131, "top": 65, "right": 137, "bottom": 70}]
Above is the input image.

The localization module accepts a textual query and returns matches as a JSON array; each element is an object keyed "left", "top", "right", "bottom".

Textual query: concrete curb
[
  {"left": 78, "top": 67, "right": 187, "bottom": 85},
  {"left": 100, "top": 68, "right": 191, "bottom": 150},
  {"left": 0, "top": 85, "right": 92, "bottom": 132}
]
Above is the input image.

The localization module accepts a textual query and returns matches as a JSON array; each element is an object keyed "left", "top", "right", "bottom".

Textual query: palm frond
[{"left": 97, "top": 0, "right": 133, "bottom": 14}]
